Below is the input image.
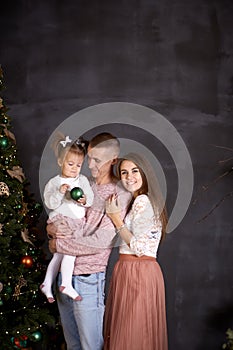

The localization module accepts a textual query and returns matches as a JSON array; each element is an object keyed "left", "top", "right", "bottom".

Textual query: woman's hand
[
  {"left": 105, "top": 193, "right": 123, "bottom": 227},
  {"left": 106, "top": 193, "right": 121, "bottom": 214}
]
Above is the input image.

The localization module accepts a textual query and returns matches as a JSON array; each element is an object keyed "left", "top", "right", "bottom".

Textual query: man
[{"left": 48, "top": 132, "right": 131, "bottom": 350}]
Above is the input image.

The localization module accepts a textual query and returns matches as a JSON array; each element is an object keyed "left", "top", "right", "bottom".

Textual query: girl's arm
[{"left": 44, "top": 177, "right": 64, "bottom": 210}]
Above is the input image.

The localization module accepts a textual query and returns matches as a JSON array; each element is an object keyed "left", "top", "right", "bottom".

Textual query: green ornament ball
[
  {"left": 0, "top": 136, "right": 9, "bottom": 149},
  {"left": 31, "top": 330, "right": 42, "bottom": 342},
  {"left": 5, "top": 285, "right": 12, "bottom": 294},
  {"left": 70, "top": 187, "right": 84, "bottom": 201},
  {"left": 34, "top": 202, "right": 43, "bottom": 213}
]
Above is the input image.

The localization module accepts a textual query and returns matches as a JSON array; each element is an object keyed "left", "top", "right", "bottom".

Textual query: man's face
[{"left": 87, "top": 146, "right": 116, "bottom": 180}]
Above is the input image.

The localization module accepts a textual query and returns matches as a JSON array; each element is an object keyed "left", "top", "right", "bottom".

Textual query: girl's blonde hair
[{"left": 51, "top": 132, "right": 88, "bottom": 164}]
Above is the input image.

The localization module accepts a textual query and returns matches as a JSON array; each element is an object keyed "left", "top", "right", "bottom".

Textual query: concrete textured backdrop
[{"left": 0, "top": 1, "right": 233, "bottom": 349}]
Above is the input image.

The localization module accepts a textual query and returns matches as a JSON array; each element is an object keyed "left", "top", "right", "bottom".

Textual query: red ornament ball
[
  {"left": 21, "top": 255, "right": 33, "bottom": 268},
  {"left": 11, "top": 335, "right": 28, "bottom": 348}
]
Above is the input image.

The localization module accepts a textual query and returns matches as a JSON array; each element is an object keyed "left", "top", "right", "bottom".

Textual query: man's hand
[{"left": 49, "top": 239, "right": 57, "bottom": 254}]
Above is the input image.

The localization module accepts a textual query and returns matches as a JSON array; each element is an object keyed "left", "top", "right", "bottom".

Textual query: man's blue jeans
[{"left": 56, "top": 272, "right": 105, "bottom": 350}]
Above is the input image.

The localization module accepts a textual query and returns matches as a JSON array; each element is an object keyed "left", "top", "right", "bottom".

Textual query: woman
[{"left": 104, "top": 153, "right": 168, "bottom": 350}]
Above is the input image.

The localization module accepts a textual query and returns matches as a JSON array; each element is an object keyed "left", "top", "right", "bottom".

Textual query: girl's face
[
  {"left": 120, "top": 160, "right": 143, "bottom": 194},
  {"left": 59, "top": 152, "right": 84, "bottom": 178}
]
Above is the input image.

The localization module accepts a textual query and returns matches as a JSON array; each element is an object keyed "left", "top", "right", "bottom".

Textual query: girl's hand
[
  {"left": 77, "top": 194, "right": 86, "bottom": 206},
  {"left": 59, "top": 184, "right": 70, "bottom": 194}
]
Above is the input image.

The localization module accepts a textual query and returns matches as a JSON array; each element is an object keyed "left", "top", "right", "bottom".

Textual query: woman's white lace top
[{"left": 119, "top": 194, "right": 162, "bottom": 258}]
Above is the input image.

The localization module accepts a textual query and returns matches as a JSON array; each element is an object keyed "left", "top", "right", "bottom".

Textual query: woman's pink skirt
[{"left": 104, "top": 254, "right": 168, "bottom": 350}]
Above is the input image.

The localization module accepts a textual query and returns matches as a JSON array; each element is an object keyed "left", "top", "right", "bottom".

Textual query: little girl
[{"left": 40, "top": 133, "right": 94, "bottom": 303}]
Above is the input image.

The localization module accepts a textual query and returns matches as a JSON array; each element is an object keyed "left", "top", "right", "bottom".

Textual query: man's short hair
[{"left": 89, "top": 132, "right": 120, "bottom": 156}]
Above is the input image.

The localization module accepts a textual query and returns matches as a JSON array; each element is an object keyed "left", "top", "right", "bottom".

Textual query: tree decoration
[
  {"left": 21, "top": 255, "right": 34, "bottom": 268},
  {"left": 31, "top": 330, "right": 42, "bottom": 342},
  {"left": 0, "top": 181, "right": 9, "bottom": 196},
  {"left": 11, "top": 334, "right": 28, "bottom": 348},
  {"left": 7, "top": 165, "right": 25, "bottom": 182},
  {"left": 0, "top": 135, "right": 9, "bottom": 149},
  {"left": 70, "top": 186, "right": 84, "bottom": 201},
  {"left": 21, "top": 228, "right": 35, "bottom": 246},
  {"left": 4, "top": 126, "right": 16, "bottom": 143},
  {"left": 13, "top": 276, "right": 27, "bottom": 300}
]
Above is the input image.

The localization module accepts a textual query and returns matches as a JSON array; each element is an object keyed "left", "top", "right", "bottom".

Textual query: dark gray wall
[{"left": 1, "top": 1, "right": 233, "bottom": 349}]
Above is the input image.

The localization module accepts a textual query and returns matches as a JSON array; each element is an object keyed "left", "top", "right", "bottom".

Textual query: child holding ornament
[{"left": 40, "top": 133, "right": 94, "bottom": 302}]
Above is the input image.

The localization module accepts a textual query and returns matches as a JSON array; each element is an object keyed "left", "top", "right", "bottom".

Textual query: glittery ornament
[
  {"left": 0, "top": 182, "right": 9, "bottom": 196},
  {"left": 13, "top": 276, "right": 27, "bottom": 299}
]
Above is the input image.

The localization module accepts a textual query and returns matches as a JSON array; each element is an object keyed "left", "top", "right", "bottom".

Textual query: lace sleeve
[{"left": 129, "top": 195, "right": 162, "bottom": 257}]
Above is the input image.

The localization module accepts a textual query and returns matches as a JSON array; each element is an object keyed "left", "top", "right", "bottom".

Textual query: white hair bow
[
  {"left": 60, "top": 136, "right": 72, "bottom": 147},
  {"left": 76, "top": 138, "right": 86, "bottom": 148}
]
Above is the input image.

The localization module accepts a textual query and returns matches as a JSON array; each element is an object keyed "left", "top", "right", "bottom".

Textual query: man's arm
[
  {"left": 48, "top": 185, "right": 131, "bottom": 256},
  {"left": 52, "top": 214, "right": 117, "bottom": 256}
]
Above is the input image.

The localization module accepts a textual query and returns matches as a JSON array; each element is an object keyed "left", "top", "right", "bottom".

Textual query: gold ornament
[
  {"left": 7, "top": 166, "right": 25, "bottom": 183},
  {"left": 0, "top": 223, "right": 3, "bottom": 235},
  {"left": 0, "top": 97, "right": 3, "bottom": 108},
  {"left": 4, "top": 127, "right": 16, "bottom": 143},
  {"left": 20, "top": 202, "right": 28, "bottom": 216},
  {"left": 0, "top": 182, "right": 10, "bottom": 196},
  {"left": 13, "top": 276, "right": 27, "bottom": 299},
  {"left": 21, "top": 228, "right": 35, "bottom": 246}
]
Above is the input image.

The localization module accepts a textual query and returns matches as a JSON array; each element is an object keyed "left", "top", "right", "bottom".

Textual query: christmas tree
[{"left": 0, "top": 67, "right": 60, "bottom": 349}]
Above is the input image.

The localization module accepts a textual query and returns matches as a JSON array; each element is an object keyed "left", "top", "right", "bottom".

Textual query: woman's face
[{"left": 120, "top": 160, "right": 143, "bottom": 194}]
